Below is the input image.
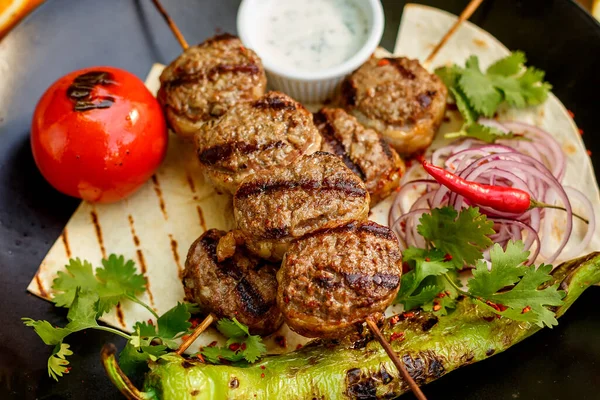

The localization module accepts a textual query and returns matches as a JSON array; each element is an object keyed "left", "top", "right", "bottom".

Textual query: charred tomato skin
[{"left": 31, "top": 66, "right": 168, "bottom": 203}]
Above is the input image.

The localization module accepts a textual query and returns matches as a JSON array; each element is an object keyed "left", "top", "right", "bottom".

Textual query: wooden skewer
[
  {"left": 366, "top": 318, "right": 428, "bottom": 400},
  {"left": 423, "top": 0, "right": 485, "bottom": 68},
  {"left": 151, "top": 0, "right": 189, "bottom": 50},
  {"left": 176, "top": 313, "right": 216, "bottom": 355}
]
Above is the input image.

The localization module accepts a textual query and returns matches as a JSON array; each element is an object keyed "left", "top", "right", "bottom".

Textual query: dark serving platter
[{"left": 0, "top": 0, "right": 599, "bottom": 399}]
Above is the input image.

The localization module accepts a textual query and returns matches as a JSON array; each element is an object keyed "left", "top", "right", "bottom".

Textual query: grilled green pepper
[{"left": 103, "top": 252, "right": 600, "bottom": 400}]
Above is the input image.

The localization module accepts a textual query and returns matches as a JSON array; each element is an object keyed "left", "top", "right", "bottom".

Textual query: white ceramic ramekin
[{"left": 237, "top": 0, "right": 384, "bottom": 104}]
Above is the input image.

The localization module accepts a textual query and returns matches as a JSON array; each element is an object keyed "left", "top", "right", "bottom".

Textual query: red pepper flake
[
  {"left": 189, "top": 317, "right": 201, "bottom": 328},
  {"left": 240, "top": 45, "right": 246, "bottom": 53},
  {"left": 444, "top": 254, "right": 453, "bottom": 261},
  {"left": 208, "top": 341, "right": 218, "bottom": 348},
  {"left": 521, "top": 306, "right": 531, "bottom": 314},
  {"left": 260, "top": 365, "right": 266, "bottom": 370},
  {"left": 274, "top": 335, "right": 287, "bottom": 348},
  {"left": 65, "top": 367, "right": 72, "bottom": 374},
  {"left": 567, "top": 109, "right": 575, "bottom": 118},
  {"left": 283, "top": 296, "right": 290, "bottom": 304},
  {"left": 390, "top": 315, "right": 400, "bottom": 326},
  {"left": 403, "top": 311, "right": 415, "bottom": 318},
  {"left": 377, "top": 59, "right": 391, "bottom": 66},
  {"left": 390, "top": 332, "right": 405, "bottom": 342},
  {"left": 587, "top": 149, "right": 592, "bottom": 156},
  {"left": 260, "top": 373, "right": 265, "bottom": 378},
  {"left": 181, "top": 334, "right": 191, "bottom": 341},
  {"left": 436, "top": 292, "right": 446, "bottom": 298},
  {"left": 445, "top": 290, "right": 452, "bottom": 296},
  {"left": 241, "top": 343, "right": 247, "bottom": 351},
  {"left": 229, "top": 343, "right": 241, "bottom": 351},
  {"left": 296, "top": 344, "right": 303, "bottom": 350},
  {"left": 433, "top": 304, "right": 442, "bottom": 311},
  {"left": 148, "top": 319, "right": 154, "bottom": 325},
  {"left": 579, "top": 128, "right": 584, "bottom": 136},
  {"left": 424, "top": 257, "right": 430, "bottom": 262}
]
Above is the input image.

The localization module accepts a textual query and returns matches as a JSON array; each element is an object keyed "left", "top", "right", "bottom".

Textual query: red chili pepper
[
  {"left": 419, "top": 157, "right": 531, "bottom": 214},
  {"left": 418, "top": 157, "right": 589, "bottom": 223}
]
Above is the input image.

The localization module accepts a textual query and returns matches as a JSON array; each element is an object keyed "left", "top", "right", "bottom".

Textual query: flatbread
[{"left": 27, "top": 4, "right": 599, "bottom": 354}]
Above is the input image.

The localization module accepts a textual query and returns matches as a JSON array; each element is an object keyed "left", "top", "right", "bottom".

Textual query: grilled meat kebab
[
  {"left": 233, "top": 151, "right": 370, "bottom": 261},
  {"left": 339, "top": 56, "right": 447, "bottom": 155},
  {"left": 182, "top": 229, "right": 283, "bottom": 335},
  {"left": 158, "top": 33, "right": 267, "bottom": 139},
  {"left": 277, "top": 221, "right": 402, "bottom": 338},
  {"left": 195, "top": 91, "right": 322, "bottom": 194},
  {"left": 314, "top": 107, "right": 405, "bottom": 205}
]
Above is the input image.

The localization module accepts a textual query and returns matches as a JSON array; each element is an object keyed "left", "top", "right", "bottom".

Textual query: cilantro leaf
[
  {"left": 133, "top": 321, "right": 157, "bottom": 338},
  {"left": 402, "top": 285, "right": 440, "bottom": 310},
  {"left": 201, "top": 318, "right": 266, "bottom": 364},
  {"left": 422, "top": 271, "right": 461, "bottom": 316},
  {"left": 217, "top": 318, "right": 250, "bottom": 338},
  {"left": 119, "top": 341, "right": 167, "bottom": 376},
  {"left": 468, "top": 241, "right": 564, "bottom": 328},
  {"left": 52, "top": 255, "right": 146, "bottom": 316},
  {"left": 156, "top": 302, "right": 191, "bottom": 339},
  {"left": 95, "top": 255, "right": 147, "bottom": 315},
  {"left": 450, "top": 87, "right": 477, "bottom": 125},
  {"left": 487, "top": 51, "right": 526, "bottom": 76},
  {"left": 22, "top": 319, "right": 69, "bottom": 346},
  {"left": 445, "top": 123, "right": 527, "bottom": 144},
  {"left": 418, "top": 207, "right": 494, "bottom": 267},
  {"left": 435, "top": 65, "right": 462, "bottom": 88},
  {"left": 459, "top": 56, "right": 503, "bottom": 117},
  {"left": 518, "top": 67, "right": 552, "bottom": 105},
  {"left": 48, "top": 343, "right": 73, "bottom": 381}
]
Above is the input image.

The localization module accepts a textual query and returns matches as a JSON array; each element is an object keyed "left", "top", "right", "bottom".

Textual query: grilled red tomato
[{"left": 31, "top": 66, "right": 168, "bottom": 203}]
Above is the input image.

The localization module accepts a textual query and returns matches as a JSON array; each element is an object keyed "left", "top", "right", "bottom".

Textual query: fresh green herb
[
  {"left": 436, "top": 52, "right": 551, "bottom": 143},
  {"left": 395, "top": 207, "right": 564, "bottom": 328},
  {"left": 418, "top": 206, "right": 495, "bottom": 267},
  {"left": 52, "top": 254, "right": 147, "bottom": 316},
  {"left": 200, "top": 318, "right": 267, "bottom": 364}
]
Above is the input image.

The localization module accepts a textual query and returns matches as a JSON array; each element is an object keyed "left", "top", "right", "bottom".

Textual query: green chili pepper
[{"left": 103, "top": 252, "right": 600, "bottom": 400}]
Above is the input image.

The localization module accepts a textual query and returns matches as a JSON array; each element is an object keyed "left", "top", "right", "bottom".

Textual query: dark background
[{"left": 0, "top": 0, "right": 599, "bottom": 399}]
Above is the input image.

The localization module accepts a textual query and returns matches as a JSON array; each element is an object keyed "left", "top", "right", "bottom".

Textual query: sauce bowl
[{"left": 237, "top": 0, "right": 384, "bottom": 103}]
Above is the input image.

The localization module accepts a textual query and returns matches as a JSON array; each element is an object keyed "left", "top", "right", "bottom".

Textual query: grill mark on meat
[
  {"left": 344, "top": 273, "right": 400, "bottom": 290},
  {"left": 169, "top": 234, "right": 183, "bottom": 278},
  {"left": 151, "top": 175, "right": 168, "bottom": 220},
  {"left": 197, "top": 206, "right": 207, "bottom": 231},
  {"left": 253, "top": 95, "right": 297, "bottom": 111},
  {"left": 61, "top": 228, "right": 71, "bottom": 258},
  {"left": 90, "top": 208, "right": 106, "bottom": 259},
  {"left": 341, "top": 79, "right": 357, "bottom": 106},
  {"left": 263, "top": 227, "right": 290, "bottom": 240},
  {"left": 387, "top": 58, "right": 416, "bottom": 80},
  {"left": 167, "top": 63, "right": 261, "bottom": 86},
  {"left": 34, "top": 273, "right": 48, "bottom": 298},
  {"left": 302, "top": 221, "right": 397, "bottom": 242},
  {"left": 236, "top": 277, "right": 271, "bottom": 317},
  {"left": 378, "top": 136, "right": 395, "bottom": 161},
  {"left": 314, "top": 111, "right": 366, "bottom": 181},
  {"left": 199, "top": 140, "right": 286, "bottom": 166},
  {"left": 235, "top": 177, "right": 367, "bottom": 199}
]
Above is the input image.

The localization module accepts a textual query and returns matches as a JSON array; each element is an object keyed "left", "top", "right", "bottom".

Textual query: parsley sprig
[
  {"left": 23, "top": 256, "right": 266, "bottom": 380},
  {"left": 436, "top": 52, "right": 551, "bottom": 143},
  {"left": 395, "top": 207, "right": 564, "bottom": 328}
]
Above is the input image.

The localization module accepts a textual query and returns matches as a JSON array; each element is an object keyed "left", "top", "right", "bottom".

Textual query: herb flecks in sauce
[{"left": 256, "top": 0, "right": 369, "bottom": 72}]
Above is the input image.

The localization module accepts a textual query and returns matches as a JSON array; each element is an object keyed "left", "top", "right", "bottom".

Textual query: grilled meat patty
[
  {"left": 277, "top": 221, "right": 402, "bottom": 338},
  {"left": 314, "top": 107, "right": 405, "bottom": 205},
  {"left": 157, "top": 33, "right": 267, "bottom": 139},
  {"left": 233, "top": 151, "right": 370, "bottom": 261},
  {"left": 182, "top": 229, "right": 283, "bottom": 335},
  {"left": 195, "top": 91, "right": 322, "bottom": 194},
  {"left": 339, "top": 56, "right": 447, "bottom": 155}
]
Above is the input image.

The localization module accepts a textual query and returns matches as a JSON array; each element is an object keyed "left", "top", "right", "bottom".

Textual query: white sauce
[{"left": 255, "top": 0, "right": 370, "bottom": 72}]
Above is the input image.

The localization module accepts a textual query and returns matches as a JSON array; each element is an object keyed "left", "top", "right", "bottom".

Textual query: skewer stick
[
  {"left": 176, "top": 313, "right": 216, "bottom": 355},
  {"left": 365, "top": 318, "right": 428, "bottom": 400},
  {"left": 151, "top": 0, "right": 189, "bottom": 50},
  {"left": 423, "top": 0, "right": 485, "bottom": 68}
]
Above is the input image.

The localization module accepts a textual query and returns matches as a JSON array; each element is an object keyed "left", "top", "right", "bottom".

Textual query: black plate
[{"left": 1, "top": 1, "right": 599, "bottom": 399}]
